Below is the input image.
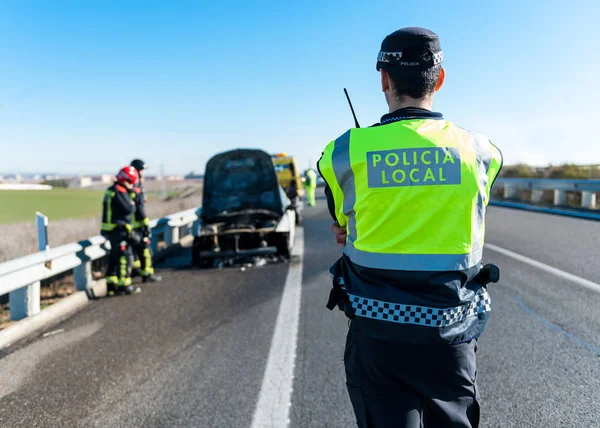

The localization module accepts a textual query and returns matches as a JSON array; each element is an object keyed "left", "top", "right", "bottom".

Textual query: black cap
[
  {"left": 131, "top": 159, "right": 147, "bottom": 171},
  {"left": 376, "top": 27, "right": 443, "bottom": 71}
]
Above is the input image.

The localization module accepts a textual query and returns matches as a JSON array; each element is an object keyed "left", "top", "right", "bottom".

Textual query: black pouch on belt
[{"left": 325, "top": 263, "right": 355, "bottom": 319}]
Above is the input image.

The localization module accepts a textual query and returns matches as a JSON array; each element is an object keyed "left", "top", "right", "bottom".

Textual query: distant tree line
[
  {"left": 41, "top": 179, "right": 69, "bottom": 188},
  {"left": 500, "top": 164, "right": 600, "bottom": 179}
]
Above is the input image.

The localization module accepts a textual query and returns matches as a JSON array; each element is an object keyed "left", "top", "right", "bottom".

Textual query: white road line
[
  {"left": 485, "top": 243, "right": 600, "bottom": 294},
  {"left": 251, "top": 227, "right": 304, "bottom": 428}
]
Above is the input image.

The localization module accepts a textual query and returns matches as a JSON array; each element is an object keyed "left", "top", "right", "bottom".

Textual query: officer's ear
[
  {"left": 434, "top": 68, "right": 445, "bottom": 92},
  {"left": 380, "top": 69, "right": 391, "bottom": 93}
]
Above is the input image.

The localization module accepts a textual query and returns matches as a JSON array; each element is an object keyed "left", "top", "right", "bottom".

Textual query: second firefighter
[{"left": 130, "top": 159, "right": 162, "bottom": 282}]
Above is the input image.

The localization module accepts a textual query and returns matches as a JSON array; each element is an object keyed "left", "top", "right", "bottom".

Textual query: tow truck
[{"left": 272, "top": 153, "right": 304, "bottom": 224}]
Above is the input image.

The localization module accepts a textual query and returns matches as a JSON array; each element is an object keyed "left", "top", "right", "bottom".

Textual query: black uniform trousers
[
  {"left": 105, "top": 229, "right": 133, "bottom": 286},
  {"left": 345, "top": 321, "right": 480, "bottom": 428}
]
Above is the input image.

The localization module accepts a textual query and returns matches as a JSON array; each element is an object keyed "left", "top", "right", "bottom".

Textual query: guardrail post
[
  {"left": 553, "top": 190, "right": 567, "bottom": 206},
  {"left": 531, "top": 189, "right": 544, "bottom": 203},
  {"left": 165, "top": 225, "right": 180, "bottom": 247},
  {"left": 504, "top": 186, "right": 519, "bottom": 199},
  {"left": 9, "top": 282, "right": 41, "bottom": 321},
  {"left": 582, "top": 191, "right": 597, "bottom": 209},
  {"left": 73, "top": 262, "right": 92, "bottom": 291}
]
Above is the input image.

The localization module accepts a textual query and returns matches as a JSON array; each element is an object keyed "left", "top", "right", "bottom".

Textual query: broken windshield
[{"left": 202, "top": 150, "right": 286, "bottom": 222}]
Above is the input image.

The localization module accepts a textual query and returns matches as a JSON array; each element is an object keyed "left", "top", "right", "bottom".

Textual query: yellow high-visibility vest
[{"left": 318, "top": 118, "right": 502, "bottom": 271}]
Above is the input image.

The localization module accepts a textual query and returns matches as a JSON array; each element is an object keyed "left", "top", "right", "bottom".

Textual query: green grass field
[{"left": 0, "top": 189, "right": 104, "bottom": 224}]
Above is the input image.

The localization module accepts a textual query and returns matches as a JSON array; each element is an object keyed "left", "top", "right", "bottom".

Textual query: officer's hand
[{"left": 332, "top": 223, "right": 347, "bottom": 246}]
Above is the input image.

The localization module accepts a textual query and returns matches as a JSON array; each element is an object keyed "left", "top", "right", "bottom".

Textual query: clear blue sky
[{"left": 0, "top": 0, "right": 598, "bottom": 175}]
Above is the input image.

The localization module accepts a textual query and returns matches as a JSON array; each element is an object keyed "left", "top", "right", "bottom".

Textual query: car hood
[{"left": 201, "top": 149, "right": 290, "bottom": 224}]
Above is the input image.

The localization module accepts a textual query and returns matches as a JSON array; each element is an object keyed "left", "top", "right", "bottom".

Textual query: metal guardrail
[
  {"left": 494, "top": 178, "right": 599, "bottom": 209},
  {"left": 496, "top": 178, "right": 600, "bottom": 191},
  {"left": 0, "top": 207, "right": 202, "bottom": 322}
]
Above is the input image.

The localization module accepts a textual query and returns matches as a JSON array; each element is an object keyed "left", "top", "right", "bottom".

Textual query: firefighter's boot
[{"left": 142, "top": 274, "right": 162, "bottom": 283}]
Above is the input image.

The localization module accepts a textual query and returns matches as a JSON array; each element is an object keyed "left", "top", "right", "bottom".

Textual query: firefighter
[
  {"left": 101, "top": 166, "right": 139, "bottom": 295},
  {"left": 130, "top": 159, "right": 162, "bottom": 282},
  {"left": 305, "top": 168, "right": 317, "bottom": 207}
]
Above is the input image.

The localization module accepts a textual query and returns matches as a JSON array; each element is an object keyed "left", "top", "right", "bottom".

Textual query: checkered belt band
[{"left": 348, "top": 291, "right": 491, "bottom": 327}]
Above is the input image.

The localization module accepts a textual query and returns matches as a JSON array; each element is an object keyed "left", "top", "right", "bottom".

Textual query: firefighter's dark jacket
[
  {"left": 101, "top": 183, "right": 135, "bottom": 232},
  {"left": 132, "top": 183, "right": 150, "bottom": 229}
]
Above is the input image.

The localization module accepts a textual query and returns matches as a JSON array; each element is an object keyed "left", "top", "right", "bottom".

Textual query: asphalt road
[{"left": 1, "top": 200, "right": 600, "bottom": 427}]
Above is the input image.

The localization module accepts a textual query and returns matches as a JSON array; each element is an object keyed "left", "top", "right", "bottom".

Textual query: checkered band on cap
[
  {"left": 432, "top": 51, "right": 444, "bottom": 65},
  {"left": 348, "top": 291, "right": 491, "bottom": 327},
  {"left": 377, "top": 51, "right": 403, "bottom": 63},
  {"left": 377, "top": 49, "right": 443, "bottom": 67}
]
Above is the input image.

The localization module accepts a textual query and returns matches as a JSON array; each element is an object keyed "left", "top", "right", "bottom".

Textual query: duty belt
[{"left": 326, "top": 263, "right": 500, "bottom": 320}]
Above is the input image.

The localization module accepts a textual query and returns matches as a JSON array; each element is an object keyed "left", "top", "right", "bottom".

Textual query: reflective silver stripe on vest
[
  {"left": 472, "top": 134, "right": 493, "bottom": 202},
  {"left": 331, "top": 130, "right": 357, "bottom": 242},
  {"left": 472, "top": 133, "right": 494, "bottom": 248},
  {"left": 344, "top": 243, "right": 483, "bottom": 271},
  {"left": 348, "top": 290, "right": 491, "bottom": 327}
]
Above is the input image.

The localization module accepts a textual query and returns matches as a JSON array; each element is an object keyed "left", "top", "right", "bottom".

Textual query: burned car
[{"left": 192, "top": 149, "right": 296, "bottom": 267}]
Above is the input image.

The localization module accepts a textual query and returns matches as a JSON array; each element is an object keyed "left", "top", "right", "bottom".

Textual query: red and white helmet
[{"left": 116, "top": 166, "right": 139, "bottom": 185}]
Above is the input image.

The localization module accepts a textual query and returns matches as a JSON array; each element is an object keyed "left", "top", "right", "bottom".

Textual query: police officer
[
  {"left": 130, "top": 159, "right": 162, "bottom": 283},
  {"left": 101, "top": 166, "right": 139, "bottom": 295},
  {"left": 305, "top": 168, "right": 317, "bottom": 207},
  {"left": 318, "top": 27, "right": 502, "bottom": 427}
]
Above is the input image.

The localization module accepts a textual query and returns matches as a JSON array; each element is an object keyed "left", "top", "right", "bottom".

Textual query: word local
[{"left": 367, "top": 147, "right": 462, "bottom": 188}]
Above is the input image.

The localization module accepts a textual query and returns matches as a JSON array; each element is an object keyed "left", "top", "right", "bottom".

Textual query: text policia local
[{"left": 367, "top": 147, "right": 462, "bottom": 188}]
